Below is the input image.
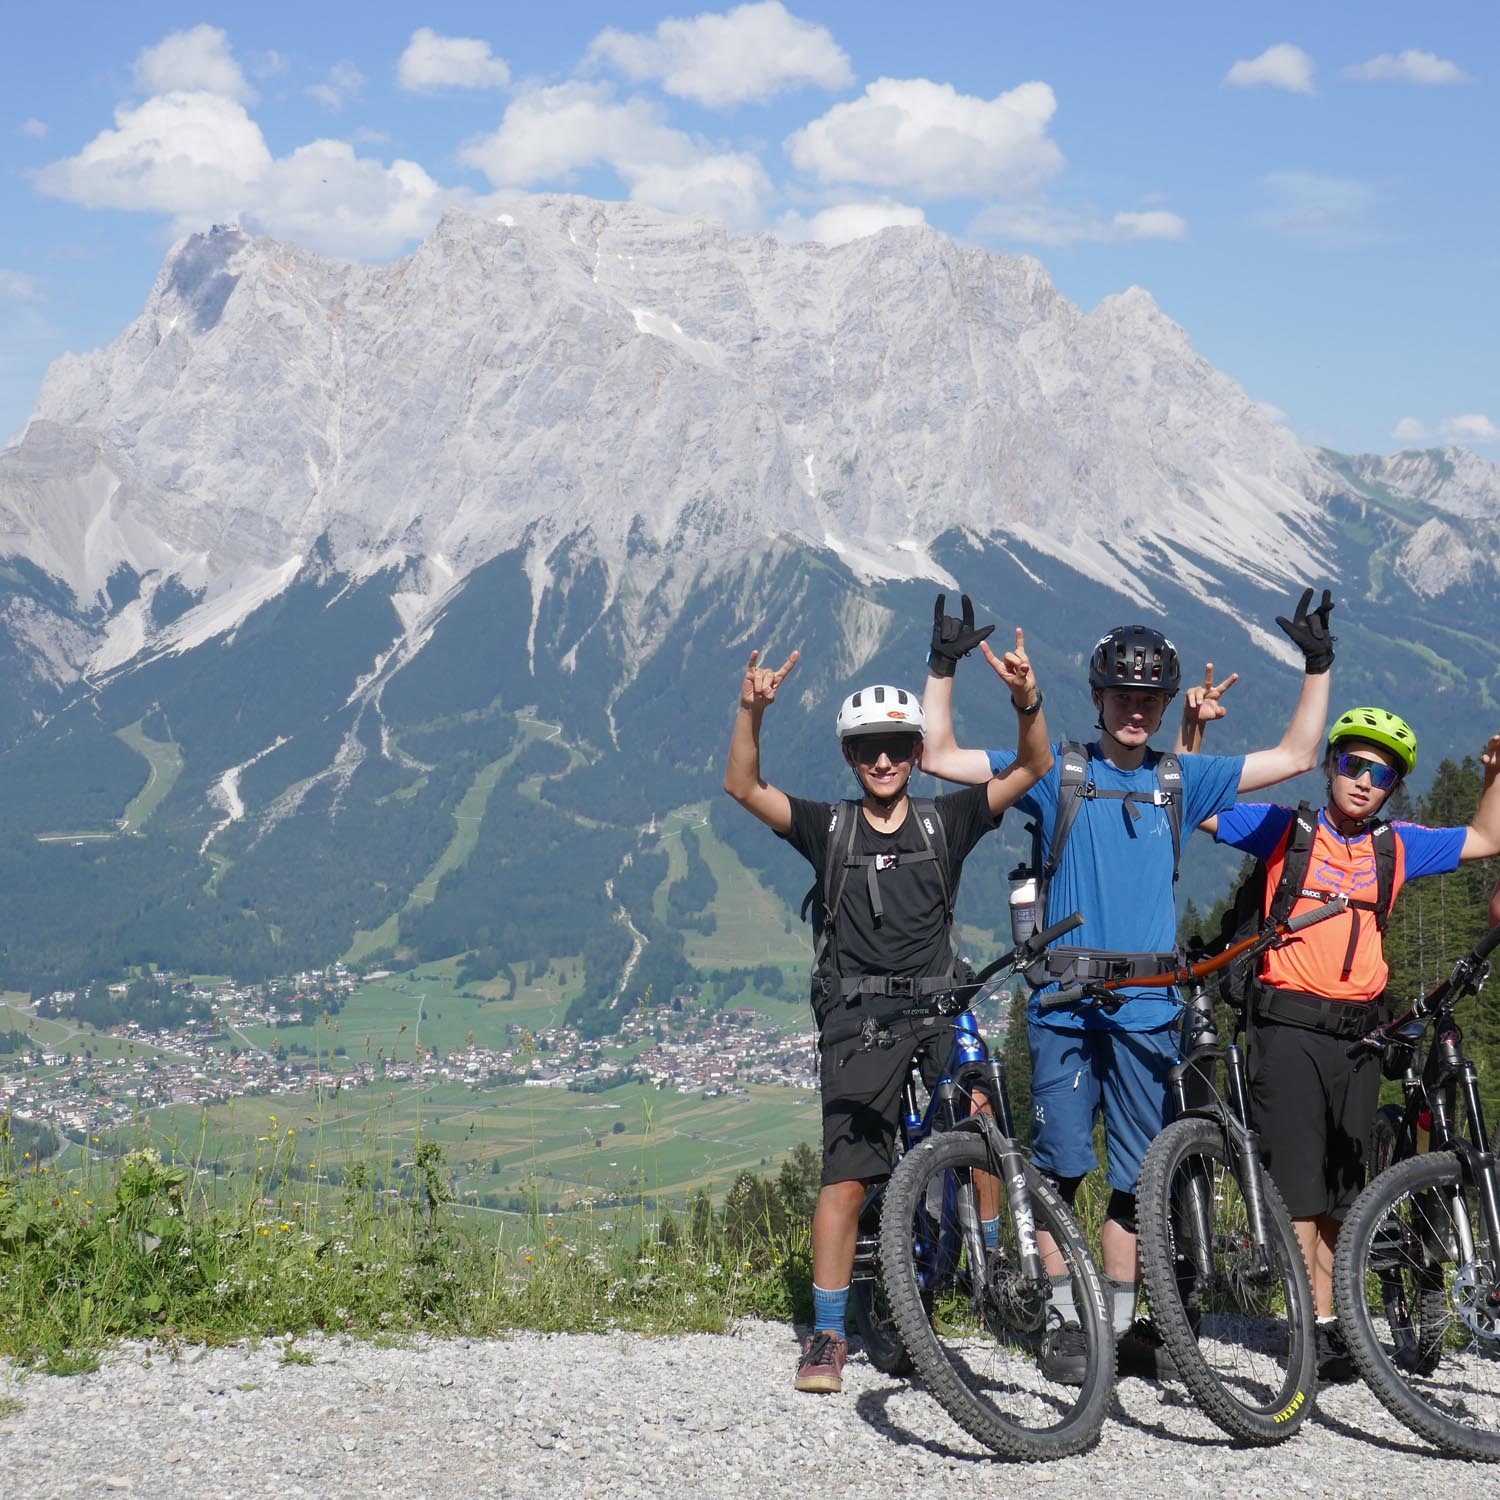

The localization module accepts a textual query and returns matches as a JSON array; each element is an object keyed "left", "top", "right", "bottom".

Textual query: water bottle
[{"left": 1008, "top": 865, "right": 1037, "bottom": 947}]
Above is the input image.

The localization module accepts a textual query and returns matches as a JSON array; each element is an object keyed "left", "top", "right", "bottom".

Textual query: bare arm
[
  {"left": 920, "top": 665, "right": 1001, "bottom": 785},
  {"left": 979, "top": 629, "right": 1054, "bottom": 816},
  {"left": 1460, "top": 733, "right": 1500, "bottom": 862},
  {"left": 1237, "top": 666, "right": 1330, "bottom": 791},
  {"left": 722, "top": 649, "right": 800, "bottom": 835}
]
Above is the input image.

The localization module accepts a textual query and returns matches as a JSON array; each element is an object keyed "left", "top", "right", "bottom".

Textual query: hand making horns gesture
[
  {"left": 740, "top": 647, "right": 800, "bottom": 712},
  {"left": 982, "top": 627, "right": 1037, "bottom": 707}
]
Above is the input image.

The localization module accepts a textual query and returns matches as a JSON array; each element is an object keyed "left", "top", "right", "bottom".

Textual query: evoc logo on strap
[{"left": 922, "top": 815, "right": 936, "bottom": 838}]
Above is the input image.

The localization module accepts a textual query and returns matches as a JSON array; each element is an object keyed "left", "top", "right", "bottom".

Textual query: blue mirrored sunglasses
[{"left": 1335, "top": 751, "right": 1400, "bottom": 791}]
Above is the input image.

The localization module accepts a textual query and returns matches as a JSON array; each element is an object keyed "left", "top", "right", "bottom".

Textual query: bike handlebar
[
  {"left": 1038, "top": 896, "right": 1351, "bottom": 1014},
  {"left": 1349, "top": 922, "right": 1500, "bottom": 1058}
]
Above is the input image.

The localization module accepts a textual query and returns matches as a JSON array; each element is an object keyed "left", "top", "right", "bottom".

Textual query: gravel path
[{"left": 1, "top": 1321, "right": 1488, "bottom": 1498}]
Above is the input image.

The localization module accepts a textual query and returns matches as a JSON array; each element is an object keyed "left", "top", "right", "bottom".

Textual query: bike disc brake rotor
[
  {"left": 1451, "top": 1261, "right": 1500, "bottom": 1341},
  {"left": 986, "top": 1263, "right": 1048, "bottom": 1334}
]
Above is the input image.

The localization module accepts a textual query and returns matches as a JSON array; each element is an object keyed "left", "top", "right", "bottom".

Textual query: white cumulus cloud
[
  {"left": 246, "top": 142, "right": 448, "bottom": 260},
  {"left": 461, "top": 81, "right": 770, "bottom": 230},
  {"left": 786, "top": 77, "right": 1063, "bottom": 198},
  {"left": 972, "top": 200, "right": 1185, "bottom": 246},
  {"left": 134, "top": 24, "right": 256, "bottom": 104},
  {"left": 776, "top": 199, "right": 926, "bottom": 245},
  {"left": 586, "top": 1, "right": 852, "bottom": 107},
  {"left": 1345, "top": 50, "right": 1471, "bottom": 85},
  {"left": 34, "top": 89, "right": 451, "bottom": 259},
  {"left": 1392, "top": 417, "right": 1430, "bottom": 443},
  {"left": 32, "top": 92, "right": 272, "bottom": 220},
  {"left": 398, "top": 28, "right": 511, "bottom": 92},
  {"left": 21, "top": 118, "right": 48, "bottom": 139},
  {"left": 1225, "top": 43, "right": 1317, "bottom": 95}
]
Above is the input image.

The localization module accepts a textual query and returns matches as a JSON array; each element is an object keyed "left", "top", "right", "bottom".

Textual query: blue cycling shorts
[{"left": 1027, "top": 1021, "right": 1178, "bottom": 1193}]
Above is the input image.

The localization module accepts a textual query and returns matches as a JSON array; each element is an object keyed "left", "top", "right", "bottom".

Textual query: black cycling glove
[
  {"left": 927, "top": 593, "right": 994, "bottom": 677},
  {"left": 1275, "top": 587, "right": 1336, "bottom": 674}
]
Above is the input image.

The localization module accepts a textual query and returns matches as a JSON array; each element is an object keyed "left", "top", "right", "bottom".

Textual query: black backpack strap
[
  {"left": 1040, "top": 741, "right": 1091, "bottom": 921},
  {"left": 801, "top": 800, "right": 861, "bottom": 975},
  {"left": 1268, "top": 802, "right": 1320, "bottom": 924},
  {"left": 908, "top": 797, "right": 953, "bottom": 921},
  {"left": 1155, "top": 751, "right": 1184, "bottom": 880},
  {"left": 1369, "top": 820, "right": 1397, "bottom": 932}
]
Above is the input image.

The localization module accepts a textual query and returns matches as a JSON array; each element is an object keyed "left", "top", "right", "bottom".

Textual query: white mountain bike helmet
[{"left": 835, "top": 684, "right": 926, "bottom": 741}]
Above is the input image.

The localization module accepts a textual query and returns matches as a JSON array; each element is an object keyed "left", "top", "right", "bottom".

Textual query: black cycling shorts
[
  {"left": 818, "top": 1015, "right": 952, "bottom": 1186},
  {"left": 1249, "top": 1018, "right": 1381, "bottom": 1220}
]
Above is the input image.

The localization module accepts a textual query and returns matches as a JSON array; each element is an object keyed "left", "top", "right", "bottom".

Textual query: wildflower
[
  {"left": 213, "top": 1280, "right": 229, "bottom": 1297},
  {"left": 259, "top": 1227, "right": 270, "bottom": 1236}
]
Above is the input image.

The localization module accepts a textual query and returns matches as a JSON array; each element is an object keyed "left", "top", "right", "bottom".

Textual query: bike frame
[
  {"left": 1164, "top": 986, "right": 1281, "bottom": 1280},
  {"left": 852, "top": 1009, "right": 1046, "bottom": 1301}
]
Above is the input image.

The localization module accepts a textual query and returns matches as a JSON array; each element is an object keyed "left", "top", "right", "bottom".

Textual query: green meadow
[{"left": 133, "top": 1076, "right": 820, "bottom": 1211}]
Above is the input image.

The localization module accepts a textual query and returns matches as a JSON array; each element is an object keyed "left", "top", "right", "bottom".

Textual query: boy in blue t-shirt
[{"left": 920, "top": 588, "right": 1335, "bottom": 1381}]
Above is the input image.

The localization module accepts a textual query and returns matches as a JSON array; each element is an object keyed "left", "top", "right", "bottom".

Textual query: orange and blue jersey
[{"left": 1214, "top": 804, "right": 1466, "bottom": 1001}]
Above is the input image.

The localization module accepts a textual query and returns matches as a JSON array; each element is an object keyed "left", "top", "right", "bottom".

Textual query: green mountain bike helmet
[{"left": 1328, "top": 706, "right": 1418, "bottom": 777}]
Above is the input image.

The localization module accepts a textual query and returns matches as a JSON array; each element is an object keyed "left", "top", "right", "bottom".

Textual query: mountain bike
[
  {"left": 1040, "top": 898, "right": 1350, "bottom": 1443},
  {"left": 1332, "top": 922, "right": 1500, "bottom": 1461},
  {"left": 832, "top": 912, "right": 1114, "bottom": 1462}
]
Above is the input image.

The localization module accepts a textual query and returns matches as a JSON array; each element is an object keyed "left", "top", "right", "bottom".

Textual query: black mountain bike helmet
[{"left": 1088, "top": 625, "right": 1181, "bottom": 698}]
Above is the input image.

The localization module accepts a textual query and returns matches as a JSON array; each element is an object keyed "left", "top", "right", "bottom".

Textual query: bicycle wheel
[
  {"left": 1137, "top": 1117, "right": 1315, "bottom": 1443},
  {"left": 1334, "top": 1150, "right": 1500, "bottom": 1460},
  {"left": 879, "top": 1127, "right": 1112, "bottom": 1460}
]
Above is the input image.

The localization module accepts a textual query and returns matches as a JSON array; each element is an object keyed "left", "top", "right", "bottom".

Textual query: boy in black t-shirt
[{"left": 723, "top": 618, "right": 1052, "bottom": 1393}]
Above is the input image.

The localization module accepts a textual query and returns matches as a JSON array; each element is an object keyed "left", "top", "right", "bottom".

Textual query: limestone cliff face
[{"left": 2, "top": 197, "right": 1343, "bottom": 681}]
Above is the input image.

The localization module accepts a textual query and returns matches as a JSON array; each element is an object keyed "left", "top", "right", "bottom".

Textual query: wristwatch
[{"left": 1014, "top": 692, "right": 1044, "bottom": 717}]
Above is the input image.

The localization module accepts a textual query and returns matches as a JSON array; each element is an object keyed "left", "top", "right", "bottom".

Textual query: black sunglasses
[
  {"left": 850, "top": 734, "right": 920, "bottom": 766},
  {"left": 1335, "top": 751, "right": 1400, "bottom": 791}
]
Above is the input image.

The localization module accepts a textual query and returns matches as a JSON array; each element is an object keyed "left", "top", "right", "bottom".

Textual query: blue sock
[
  {"left": 812, "top": 1281, "right": 850, "bottom": 1337},
  {"left": 982, "top": 1215, "right": 1000, "bottom": 1251}
]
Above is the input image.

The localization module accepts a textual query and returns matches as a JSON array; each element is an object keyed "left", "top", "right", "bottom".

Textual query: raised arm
[
  {"left": 981, "top": 629, "right": 1054, "bottom": 816},
  {"left": 1238, "top": 587, "right": 1335, "bottom": 792},
  {"left": 920, "top": 592, "right": 1005, "bottom": 785},
  {"left": 1460, "top": 733, "right": 1500, "bottom": 862},
  {"left": 722, "top": 648, "right": 799, "bottom": 834}
]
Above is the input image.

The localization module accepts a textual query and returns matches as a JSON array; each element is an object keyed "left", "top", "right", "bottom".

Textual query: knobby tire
[
  {"left": 879, "top": 1127, "right": 1112, "bottom": 1461},
  {"left": 1334, "top": 1150, "right": 1500, "bottom": 1461},
  {"left": 1137, "top": 1117, "right": 1315, "bottom": 1443}
]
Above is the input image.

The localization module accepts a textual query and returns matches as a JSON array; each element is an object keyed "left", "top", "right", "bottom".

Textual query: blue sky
[{"left": 3, "top": 2, "right": 1496, "bottom": 456}]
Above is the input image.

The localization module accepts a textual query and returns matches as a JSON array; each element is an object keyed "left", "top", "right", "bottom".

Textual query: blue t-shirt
[{"left": 987, "top": 741, "right": 1244, "bottom": 1031}]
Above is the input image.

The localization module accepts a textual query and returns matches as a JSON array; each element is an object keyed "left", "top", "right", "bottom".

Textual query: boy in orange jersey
[{"left": 1200, "top": 707, "right": 1500, "bottom": 1380}]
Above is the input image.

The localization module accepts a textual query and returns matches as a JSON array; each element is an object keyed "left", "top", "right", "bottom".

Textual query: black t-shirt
[{"left": 780, "top": 784, "right": 997, "bottom": 982}]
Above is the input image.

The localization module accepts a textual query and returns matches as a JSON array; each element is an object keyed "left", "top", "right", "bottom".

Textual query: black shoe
[
  {"left": 1038, "top": 1311, "right": 1088, "bottom": 1386},
  {"left": 1117, "top": 1319, "right": 1178, "bottom": 1381},
  {"left": 1315, "top": 1321, "right": 1357, "bottom": 1385}
]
